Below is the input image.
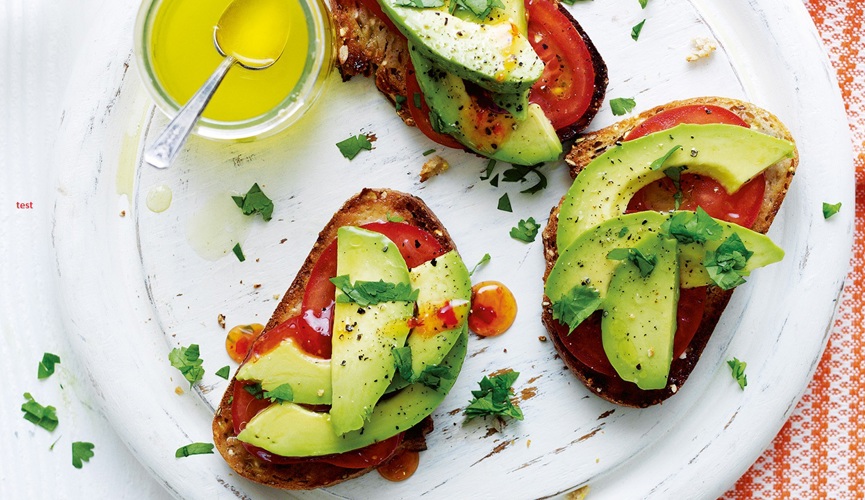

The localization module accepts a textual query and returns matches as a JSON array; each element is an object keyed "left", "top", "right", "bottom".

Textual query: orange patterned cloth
[{"left": 723, "top": 1, "right": 864, "bottom": 498}]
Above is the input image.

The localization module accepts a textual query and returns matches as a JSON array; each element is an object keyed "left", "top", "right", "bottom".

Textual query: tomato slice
[
  {"left": 525, "top": 0, "right": 597, "bottom": 131},
  {"left": 624, "top": 104, "right": 749, "bottom": 141},
  {"left": 405, "top": 61, "right": 465, "bottom": 150}
]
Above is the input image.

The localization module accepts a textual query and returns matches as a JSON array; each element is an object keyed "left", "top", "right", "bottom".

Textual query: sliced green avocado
[
  {"left": 556, "top": 124, "right": 796, "bottom": 252},
  {"left": 330, "top": 227, "right": 413, "bottom": 435},
  {"left": 378, "top": 0, "right": 542, "bottom": 94},
  {"left": 236, "top": 338, "right": 331, "bottom": 404},
  {"left": 545, "top": 211, "right": 784, "bottom": 305},
  {"left": 237, "top": 327, "right": 468, "bottom": 457},
  {"left": 411, "top": 47, "right": 561, "bottom": 166},
  {"left": 601, "top": 234, "right": 679, "bottom": 390}
]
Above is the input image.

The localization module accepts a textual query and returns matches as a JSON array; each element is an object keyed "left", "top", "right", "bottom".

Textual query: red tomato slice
[
  {"left": 526, "top": 0, "right": 597, "bottom": 131},
  {"left": 624, "top": 104, "right": 749, "bottom": 140},
  {"left": 405, "top": 61, "right": 465, "bottom": 150}
]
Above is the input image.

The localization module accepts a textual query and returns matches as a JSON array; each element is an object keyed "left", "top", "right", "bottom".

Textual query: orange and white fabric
[{"left": 723, "top": 1, "right": 864, "bottom": 497}]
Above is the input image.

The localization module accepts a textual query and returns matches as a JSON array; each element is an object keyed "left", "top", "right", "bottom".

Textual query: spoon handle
[{"left": 144, "top": 55, "right": 236, "bottom": 169}]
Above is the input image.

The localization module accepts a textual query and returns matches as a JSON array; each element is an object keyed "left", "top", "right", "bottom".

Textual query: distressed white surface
[{"left": 32, "top": 0, "right": 855, "bottom": 499}]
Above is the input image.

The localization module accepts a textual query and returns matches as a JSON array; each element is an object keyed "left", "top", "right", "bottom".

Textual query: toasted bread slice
[
  {"left": 542, "top": 97, "right": 798, "bottom": 407},
  {"left": 213, "top": 188, "right": 458, "bottom": 488}
]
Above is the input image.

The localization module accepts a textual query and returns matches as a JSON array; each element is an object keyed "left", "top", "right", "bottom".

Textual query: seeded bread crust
[
  {"left": 213, "top": 188, "right": 456, "bottom": 489},
  {"left": 542, "top": 97, "right": 798, "bottom": 407}
]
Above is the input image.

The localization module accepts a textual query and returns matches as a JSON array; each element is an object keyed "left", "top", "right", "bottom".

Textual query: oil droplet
[
  {"left": 468, "top": 281, "right": 517, "bottom": 337},
  {"left": 186, "top": 192, "right": 252, "bottom": 260},
  {"left": 146, "top": 184, "right": 173, "bottom": 213}
]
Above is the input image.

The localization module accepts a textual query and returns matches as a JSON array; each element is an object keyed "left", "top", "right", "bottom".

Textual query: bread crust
[
  {"left": 543, "top": 97, "right": 798, "bottom": 407},
  {"left": 213, "top": 188, "right": 457, "bottom": 488}
]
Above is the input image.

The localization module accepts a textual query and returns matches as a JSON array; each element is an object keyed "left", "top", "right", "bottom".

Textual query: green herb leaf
[
  {"left": 175, "top": 442, "right": 214, "bottom": 458},
  {"left": 663, "top": 208, "right": 724, "bottom": 244},
  {"left": 413, "top": 92, "right": 422, "bottom": 109},
  {"left": 243, "top": 383, "right": 265, "bottom": 399},
  {"left": 232, "top": 183, "right": 274, "bottom": 221},
  {"left": 510, "top": 217, "right": 540, "bottom": 242},
  {"left": 330, "top": 276, "right": 419, "bottom": 307},
  {"left": 607, "top": 247, "right": 658, "bottom": 277},
  {"left": 609, "top": 97, "right": 636, "bottom": 116},
  {"left": 394, "top": 94, "right": 406, "bottom": 111},
  {"left": 232, "top": 242, "right": 246, "bottom": 262},
  {"left": 168, "top": 344, "right": 205, "bottom": 388},
  {"left": 469, "top": 253, "right": 491, "bottom": 277},
  {"left": 422, "top": 148, "right": 436, "bottom": 156},
  {"left": 481, "top": 159, "right": 497, "bottom": 181},
  {"left": 618, "top": 227, "right": 629, "bottom": 238},
  {"left": 650, "top": 145, "right": 682, "bottom": 171},
  {"left": 727, "top": 357, "right": 747, "bottom": 390},
  {"left": 663, "top": 166, "right": 688, "bottom": 209},
  {"left": 497, "top": 193, "right": 512, "bottom": 212},
  {"left": 394, "top": 0, "right": 445, "bottom": 7},
  {"left": 336, "top": 134, "right": 373, "bottom": 160},
  {"left": 631, "top": 19, "right": 646, "bottom": 41},
  {"left": 551, "top": 286, "right": 602, "bottom": 334},
  {"left": 263, "top": 383, "right": 294, "bottom": 403},
  {"left": 416, "top": 365, "right": 453, "bottom": 390},
  {"left": 490, "top": 173, "right": 500, "bottom": 187},
  {"left": 71, "top": 441, "right": 95, "bottom": 469},
  {"left": 21, "top": 393, "right": 59, "bottom": 432},
  {"left": 449, "top": 0, "right": 504, "bottom": 18},
  {"left": 704, "top": 233, "right": 754, "bottom": 290},
  {"left": 639, "top": 0, "right": 648, "bottom": 8},
  {"left": 392, "top": 346, "right": 413, "bottom": 381},
  {"left": 38, "top": 352, "right": 61, "bottom": 380},
  {"left": 465, "top": 370, "right": 524, "bottom": 420},
  {"left": 501, "top": 163, "right": 548, "bottom": 194},
  {"left": 386, "top": 212, "right": 405, "bottom": 222},
  {"left": 215, "top": 366, "right": 231, "bottom": 380},
  {"left": 822, "top": 202, "right": 842, "bottom": 219}
]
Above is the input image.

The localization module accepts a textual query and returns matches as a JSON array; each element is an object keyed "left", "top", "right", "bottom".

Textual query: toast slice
[
  {"left": 213, "top": 188, "right": 458, "bottom": 488},
  {"left": 542, "top": 97, "right": 798, "bottom": 407}
]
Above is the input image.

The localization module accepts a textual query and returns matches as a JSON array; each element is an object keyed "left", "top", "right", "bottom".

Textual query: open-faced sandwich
[
  {"left": 213, "top": 188, "right": 471, "bottom": 487},
  {"left": 541, "top": 97, "right": 798, "bottom": 407},
  {"left": 330, "top": 0, "right": 608, "bottom": 165}
]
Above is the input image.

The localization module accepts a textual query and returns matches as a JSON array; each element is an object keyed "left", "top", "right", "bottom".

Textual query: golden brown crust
[
  {"left": 544, "top": 97, "right": 799, "bottom": 407},
  {"left": 213, "top": 188, "right": 455, "bottom": 488}
]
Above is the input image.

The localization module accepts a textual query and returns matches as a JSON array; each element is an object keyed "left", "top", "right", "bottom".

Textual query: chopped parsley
[
  {"left": 422, "top": 148, "right": 436, "bottom": 156},
  {"left": 243, "top": 383, "right": 265, "bottom": 399},
  {"left": 71, "top": 441, "right": 95, "bottom": 469},
  {"left": 497, "top": 193, "right": 513, "bottom": 212},
  {"left": 607, "top": 247, "right": 657, "bottom": 277},
  {"left": 704, "top": 233, "right": 753, "bottom": 290},
  {"left": 639, "top": 0, "right": 648, "bottom": 7},
  {"left": 727, "top": 358, "right": 747, "bottom": 389},
  {"left": 609, "top": 97, "right": 636, "bottom": 116},
  {"left": 336, "top": 134, "right": 373, "bottom": 160},
  {"left": 551, "top": 286, "right": 602, "bottom": 334},
  {"left": 416, "top": 365, "right": 453, "bottom": 390},
  {"left": 392, "top": 346, "right": 413, "bottom": 381},
  {"left": 618, "top": 227, "right": 629, "bottom": 238},
  {"left": 469, "top": 253, "right": 491, "bottom": 276},
  {"left": 663, "top": 166, "right": 688, "bottom": 209},
  {"left": 465, "top": 370, "right": 524, "bottom": 421},
  {"left": 215, "top": 365, "right": 231, "bottom": 380},
  {"left": 510, "top": 217, "right": 540, "bottom": 242},
  {"left": 449, "top": 0, "right": 504, "bottom": 19},
  {"left": 232, "top": 242, "right": 245, "bottom": 262},
  {"left": 663, "top": 208, "right": 724, "bottom": 244},
  {"left": 394, "top": 0, "right": 445, "bottom": 7},
  {"left": 480, "top": 159, "right": 497, "bottom": 181},
  {"left": 21, "top": 393, "right": 59, "bottom": 432},
  {"left": 631, "top": 19, "right": 646, "bottom": 41},
  {"left": 490, "top": 173, "right": 500, "bottom": 187},
  {"left": 175, "top": 442, "right": 214, "bottom": 458},
  {"left": 330, "top": 275, "right": 418, "bottom": 306},
  {"left": 502, "top": 163, "right": 547, "bottom": 194},
  {"left": 394, "top": 94, "right": 407, "bottom": 111},
  {"left": 650, "top": 145, "right": 682, "bottom": 171},
  {"left": 38, "top": 352, "right": 61, "bottom": 380},
  {"left": 231, "top": 183, "right": 273, "bottom": 221},
  {"left": 263, "top": 383, "right": 294, "bottom": 403},
  {"left": 822, "top": 202, "right": 842, "bottom": 219},
  {"left": 168, "top": 344, "right": 205, "bottom": 388}
]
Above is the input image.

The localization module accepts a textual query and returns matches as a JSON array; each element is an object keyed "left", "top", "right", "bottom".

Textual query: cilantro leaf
[
  {"left": 663, "top": 208, "right": 724, "bottom": 244},
  {"left": 21, "top": 393, "right": 59, "bottom": 432},
  {"left": 480, "top": 159, "right": 497, "bottom": 181},
  {"left": 336, "top": 134, "right": 373, "bottom": 160},
  {"left": 631, "top": 19, "right": 646, "bottom": 41},
  {"left": 497, "top": 193, "right": 512, "bottom": 212},
  {"left": 822, "top": 202, "right": 841, "bottom": 219},
  {"left": 727, "top": 357, "right": 747, "bottom": 389},
  {"left": 469, "top": 253, "right": 491, "bottom": 277},
  {"left": 394, "top": 94, "right": 406, "bottom": 111},
  {"left": 618, "top": 227, "right": 629, "bottom": 238},
  {"left": 663, "top": 166, "right": 688, "bottom": 209},
  {"left": 231, "top": 183, "right": 274, "bottom": 221},
  {"left": 175, "top": 442, "right": 214, "bottom": 458},
  {"left": 413, "top": 92, "right": 422, "bottom": 109},
  {"left": 639, "top": 0, "right": 648, "bottom": 7},
  {"left": 330, "top": 276, "right": 419, "bottom": 306},
  {"left": 498, "top": 163, "right": 548, "bottom": 194},
  {"left": 448, "top": 0, "right": 503, "bottom": 18},
  {"left": 168, "top": 344, "right": 205, "bottom": 388},
  {"left": 215, "top": 365, "right": 231, "bottom": 380},
  {"left": 704, "top": 233, "right": 754, "bottom": 290},
  {"left": 386, "top": 212, "right": 405, "bottom": 222},
  {"left": 38, "top": 352, "right": 61, "bottom": 380},
  {"left": 609, "top": 97, "right": 636, "bottom": 116},
  {"left": 416, "top": 365, "right": 453, "bottom": 390},
  {"left": 510, "top": 217, "right": 540, "bottom": 242},
  {"left": 392, "top": 346, "right": 413, "bottom": 381},
  {"left": 263, "top": 383, "right": 294, "bottom": 403},
  {"left": 607, "top": 247, "right": 657, "bottom": 277},
  {"left": 71, "top": 441, "right": 95, "bottom": 469},
  {"left": 394, "top": 0, "right": 445, "bottom": 7},
  {"left": 232, "top": 242, "right": 246, "bottom": 262},
  {"left": 243, "top": 383, "right": 265, "bottom": 399},
  {"left": 465, "top": 371, "right": 523, "bottom": 420},
  {"left": 551, "top": 286, "right": 602, "bottom": 334},
  {"left": 650, "top": 145, "right": 682, "bottom": 171}
]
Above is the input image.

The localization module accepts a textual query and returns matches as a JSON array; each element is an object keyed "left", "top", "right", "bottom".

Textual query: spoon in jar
[{"left": 144, "top": 0, "right": 291, "bottom": 169}]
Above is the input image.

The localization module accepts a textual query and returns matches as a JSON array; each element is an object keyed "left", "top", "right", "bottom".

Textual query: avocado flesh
[
  {"left": 545, "top": 211, "right": 784, "bottom": 307},
  {"left": 237, "top": 327, "right": 468, "bottom": 457},
  {"left": 330, "top": 227, "right": 413, "bottom": 435},
  {"left": 377, "top": 0, "right": 542, "bottom": 94},
  {"left": 602, "top": 235, "right": 679, "bottom": 390},
  {"left": 411, "top": 47, "right": 561, "bottom": 166},
  {"left": 556, "top": 123, "right": 796, "bottom": 252},
  {"left": 236, "top": 338, "right": 331, "bottom": 404}
]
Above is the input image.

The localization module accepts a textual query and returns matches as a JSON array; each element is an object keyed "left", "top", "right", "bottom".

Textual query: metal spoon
[{"left": 144, "top": 0, "right": 291, "bottom": 169}]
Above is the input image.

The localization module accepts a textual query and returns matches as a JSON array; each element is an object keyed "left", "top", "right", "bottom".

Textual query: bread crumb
[
  {"left": 338, "top": 44, "right": 349, "bottom": 64},
  {"left": 526, "top": 439, "right": 531, "bottom": 448},
  {"left": 175, "top": 386, "right": 184, "bottom": 395},
  {"left": 119, "top": 210, "right": 126, "bottom": 217},
  {"left": 253, "top": 283, "right": 262, "bottom": 289},
  {"left": 217, "top": 314, "right": 226, "bottom": 329},
  {"left": 538, "top": 336, "right": 547, "bottom": 342},
  {"left": 566, "top": 485, "right": 590, "bottom": 500},
  {"left": 420, "top": 155, "right": 450, "bottom": 182},
  {"left": 273, "top": 294, "right": 280, "bottom": 300},
  {"left": 686, "top": 37, "right": 717, "bottom": 62}
]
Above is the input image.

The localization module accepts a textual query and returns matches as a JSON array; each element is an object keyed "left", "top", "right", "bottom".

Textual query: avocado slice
[
  {"left": 329, "top": 227, "right": 414, "bottom": 435},
  {"left": 601, "top": 235, "right": 679, "bottom": 390},
  {"left": 237, "top": 327, "right": 468, "bottom": 457},
  {"left": 236, "top": 338, "right": 332, "bottom": 404},
  {"left": 556, "top": 124, "right": 796, "bottom": 252}
]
